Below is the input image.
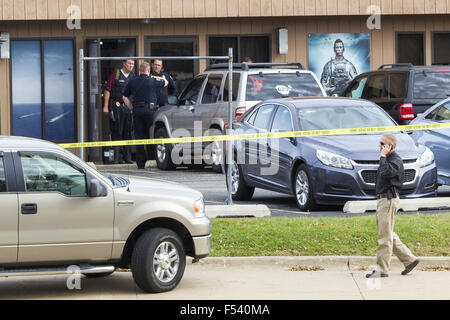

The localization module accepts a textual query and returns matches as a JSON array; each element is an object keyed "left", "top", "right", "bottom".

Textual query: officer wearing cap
[
  {"left": 151, "top": 59, "right": 178, "bottom": 107},
  {"left": 123, "top": 62, "right": 168, "bottom": 170},
  {"left": 103, "top": 59, "right": 135, "bottom": 164}
]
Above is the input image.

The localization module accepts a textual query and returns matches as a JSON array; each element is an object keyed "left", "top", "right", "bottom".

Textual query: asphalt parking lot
[{"left": 100, "top": 164, "right": 450, "bottom": 218}]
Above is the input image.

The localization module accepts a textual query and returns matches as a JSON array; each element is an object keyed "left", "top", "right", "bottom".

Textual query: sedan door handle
[{"left": 21, "top": 203, "right": 37, "bottom": 215}]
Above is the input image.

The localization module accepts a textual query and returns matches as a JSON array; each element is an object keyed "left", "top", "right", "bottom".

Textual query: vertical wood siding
[{"left": 2, "top": 0, "right": 450, "bottom": 20}]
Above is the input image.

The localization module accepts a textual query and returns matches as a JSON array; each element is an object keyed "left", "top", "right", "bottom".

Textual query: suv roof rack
[
  {"left": 206, "top": 62, "right": 306, "bottom": 71},
  {"left": 378, "top": 63, "right": 414, "bottom": 70},
  {"left": 432, "top": 62, "right": 450, "bottom": 66}
]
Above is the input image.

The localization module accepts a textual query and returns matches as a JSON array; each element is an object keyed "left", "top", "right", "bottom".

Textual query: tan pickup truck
[{"left": 0, "top": 136, "right": 211, "bottom": 293}]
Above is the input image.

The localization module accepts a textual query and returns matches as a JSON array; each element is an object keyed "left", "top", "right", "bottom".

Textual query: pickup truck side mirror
[{"left": 89, "top": 179, "right": 103, "bottom": 197}]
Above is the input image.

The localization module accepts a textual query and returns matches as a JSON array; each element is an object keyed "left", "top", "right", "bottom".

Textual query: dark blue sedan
[
  {"left": 409, "top": 98, "right": 450, "bottom": 186},
  {"left": 230, "top": 97, "right": 438, "bottom": 211}
]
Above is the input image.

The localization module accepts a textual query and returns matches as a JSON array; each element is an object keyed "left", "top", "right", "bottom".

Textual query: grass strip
[{"left": 210, "top": 213, "right": 450, "bottom": 257}]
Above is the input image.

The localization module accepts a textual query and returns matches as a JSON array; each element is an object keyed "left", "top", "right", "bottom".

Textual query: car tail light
[
  {"left": 235, "top": 107, "right": 247, "bottom": 117},
  {"left": 398, "top": 103, "right": 415, "bottom": 120},
  {"left": 224, "top": 122, "right": 228, "bottom": 130}
]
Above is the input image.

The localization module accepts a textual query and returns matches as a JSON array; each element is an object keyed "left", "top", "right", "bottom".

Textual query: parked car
[
  {"left": 151, "top": 62, "right": 326, "bottom": 172},
  {"left": 0, "top": 136, "right": 211, "bottom": 293},
  {"left": 340, "top": 63, "right": 450, "bottom": 124},
  {"left": 409, "top": 98, "right": 450, "bottom": 186},
  {"left": 230, "top": 97, "right": 438, "bottom": 211}
]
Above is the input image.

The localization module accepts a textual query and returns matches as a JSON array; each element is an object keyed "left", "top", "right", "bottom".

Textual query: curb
[
  {"left": 344, "top": 198, "right": 450, "bottom": 213},
  {"left": 189, "top": 256, "right": 450, "bottom": 269},
  {"left": 206, "top": 204, "right": 271, "bottom": 218}
]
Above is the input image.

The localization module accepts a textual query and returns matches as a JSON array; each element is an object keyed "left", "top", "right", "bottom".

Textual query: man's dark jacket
[
  {"left": 376, "top": 151, "right": 404, "bottom": 196},
  {"left": 151, "top": 70, "right": 178, "bottom": 106}
]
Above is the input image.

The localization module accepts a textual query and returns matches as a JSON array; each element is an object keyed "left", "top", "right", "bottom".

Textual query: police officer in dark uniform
[
  {"left": 123, "top": 62, "right": 168, "bottom": 170},
  {"left": 151, "top": 59, "right": 178, "bottom": 106},
  {"left": 103, "top": 59, "right": 135, "bottom": 164}
]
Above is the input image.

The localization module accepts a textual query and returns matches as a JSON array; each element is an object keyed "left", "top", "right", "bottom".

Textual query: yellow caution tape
[{"left": 59, "top": 122, "right": 450, "bottom": 149}]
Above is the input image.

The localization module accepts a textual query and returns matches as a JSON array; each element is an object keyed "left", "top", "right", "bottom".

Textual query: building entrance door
[{"left": 86, "top": 38, "right": 137, "bottom": 163}]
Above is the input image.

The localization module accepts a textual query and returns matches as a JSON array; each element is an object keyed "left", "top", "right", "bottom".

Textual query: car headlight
[
  {"left": 418, "top": 147, "right": 434, "bottom": 167},
  {"left": 316, "top": 150, "right": 353, "bottom": 170},
  {"left": 193, "top": 198, "right": 206, "bottom": 218}
]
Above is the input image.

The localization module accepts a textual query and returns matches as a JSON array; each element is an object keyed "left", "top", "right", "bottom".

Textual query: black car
[{"left": 341, "top": 63, "right": 450, "bottom": 124}]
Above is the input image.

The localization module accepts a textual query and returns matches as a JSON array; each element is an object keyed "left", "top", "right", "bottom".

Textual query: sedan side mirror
[{"left": 89, "top": 179, "right": 103, "bottom": 197}]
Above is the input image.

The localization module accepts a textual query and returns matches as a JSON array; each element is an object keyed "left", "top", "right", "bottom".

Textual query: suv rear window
[
  {"left": 413, "top": 71, "right": 450, "bottom": 99},
  {"left": 245, "top": 73, "right": 323, "bottom": 101}
]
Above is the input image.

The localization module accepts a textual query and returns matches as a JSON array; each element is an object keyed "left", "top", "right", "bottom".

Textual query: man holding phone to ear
[{"left": 366, "top": 134, "right": 420, "bottom": 278}]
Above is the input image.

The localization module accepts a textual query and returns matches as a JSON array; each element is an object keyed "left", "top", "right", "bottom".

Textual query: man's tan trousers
[{"left": 376, "top": 198, "right": 417, "bottom": 274}]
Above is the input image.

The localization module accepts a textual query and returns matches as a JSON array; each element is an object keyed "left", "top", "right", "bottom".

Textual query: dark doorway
[
  {"left": 145, "top": 36, "right": 199, "bottom": 93},
  {"left": 86, "top": 38, "right": 137, "bottom": 162}
]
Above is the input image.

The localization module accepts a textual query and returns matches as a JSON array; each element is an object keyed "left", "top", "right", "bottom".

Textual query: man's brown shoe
[
  {"left": 365, "top": 270, "right": 388, "bottom": 278},
  {"left": 401, "top": 259, "right": 420, "bottom": 275}
]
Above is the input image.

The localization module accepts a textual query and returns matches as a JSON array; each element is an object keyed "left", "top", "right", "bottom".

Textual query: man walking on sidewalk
[{"left": 366, "top": 134, "right": 420, "bottom": 278}]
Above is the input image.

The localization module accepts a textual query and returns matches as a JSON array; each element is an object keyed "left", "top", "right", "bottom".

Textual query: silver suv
[
  {"left": 0, "top": 136, "right": 211, "bottom": 293},
  {"left": 151, "top": 63, "right": 326, "bottom": 172}
]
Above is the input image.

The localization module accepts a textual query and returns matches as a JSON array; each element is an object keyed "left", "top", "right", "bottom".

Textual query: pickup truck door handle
[{"left": 21, "top": 203, "right": 37, "bottom": 215}]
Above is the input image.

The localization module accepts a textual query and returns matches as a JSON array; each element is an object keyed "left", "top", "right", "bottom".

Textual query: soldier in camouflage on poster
[{"left": 320, "top": 39, "right": 358, "bottom": 96}]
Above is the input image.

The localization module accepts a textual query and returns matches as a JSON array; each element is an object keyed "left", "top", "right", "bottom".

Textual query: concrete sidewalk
[{"left": 0, "top": 256, "right": 448, "bottom": 300}]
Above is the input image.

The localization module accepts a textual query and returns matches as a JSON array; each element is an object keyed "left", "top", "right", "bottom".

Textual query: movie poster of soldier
[{"left": 308, "top": 33, "right": 370, "bottom": 96}]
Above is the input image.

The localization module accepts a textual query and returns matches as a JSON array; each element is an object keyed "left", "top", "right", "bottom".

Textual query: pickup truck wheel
[
  {"left": 83, "top": 270, "right": 115, "bottom": 278},
  {"left": 155, "top": 127, "right": 176, "bottom": 170},
  {"left": 131, "top": 228, "right": 186, "bottom": 293}
]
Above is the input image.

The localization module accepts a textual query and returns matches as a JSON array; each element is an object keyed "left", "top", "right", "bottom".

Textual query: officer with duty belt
[
  {"left": 103, "top": 59, "right": 135, "bottom": 164},
  {"left": 123, "top": 62, "right": 168, "bottom": 170},
  {"left": 366, "top": 134, "right": 420, "bottom": 278}
]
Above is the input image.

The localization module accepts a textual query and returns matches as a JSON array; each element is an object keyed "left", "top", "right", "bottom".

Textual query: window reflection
[
  {"left": 44, "top": 40, "right": 75, "bottom": 141},
  {"left": 11, "top": 40, "right": 42, "bottom": 139}
]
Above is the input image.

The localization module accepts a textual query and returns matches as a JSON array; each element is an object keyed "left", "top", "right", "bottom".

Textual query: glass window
[
  {"left": 388, "top": 73, "right": 407, "bottom": 98},
  {"left": 246, "top": 108, "right": 258, "bottom": 125},
  {"left": 345, "top": 77, "right": 367, "bottom": 98},
  {"left": 11, "top": 40, "right": 42, "bottom": 139},
  {"left": 297, "top": 105, "right": 396, "bottom": 131},
  {"left": 397, "top": 33, "right": 424, "bottom": 66},
  {"left": 413, "top": 71, "right": 450, "bottom": 99},
  {"left": 239, "top": 36, "right": 270, "bottom": 63},
  {"left": 253, "top": 105, "right": 275, "bottom": 130},
  {"left": 223, "top": 73, "right": 241, "bottom": 102},
  {"left": 0, "top": 157, "right": 6, "bottom": 192},
  {"left": 271, "top": 106, "right": 293, "bottom": 132},
  {"left": 435, "top": 104, "right": 450, "bottom": 122},
  {"left": 433, "top": 33, "right": 450, "bottom": 65},
  {"left": 179, "top": 76, "right": 206, "bottom": 105},
  {"left": 11, "top": 40, "right": 76, "bottom": 142},
  {"left": 425, "top": 107, "right": 439, "bottom": 120},
  {"left": 209, "top": 37, "right": 238, "bottom": 63},
  {"left": 44, "top": 40, "right": 75, "bottom": 141},
  {"left": 366, "top": 75, "right": 386, "bottom": 99},
  {"left": 201, "top": 74, "right": 223, "bottom": 104},
  {"left": 208, "top": 35, "right": 270, "bottom": 63},
  {"left": 21, "top": 154, "right": 87, "bottom": 196},
  {"left": 246, "top": 73, "right": 323, "bottom": 101}
]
